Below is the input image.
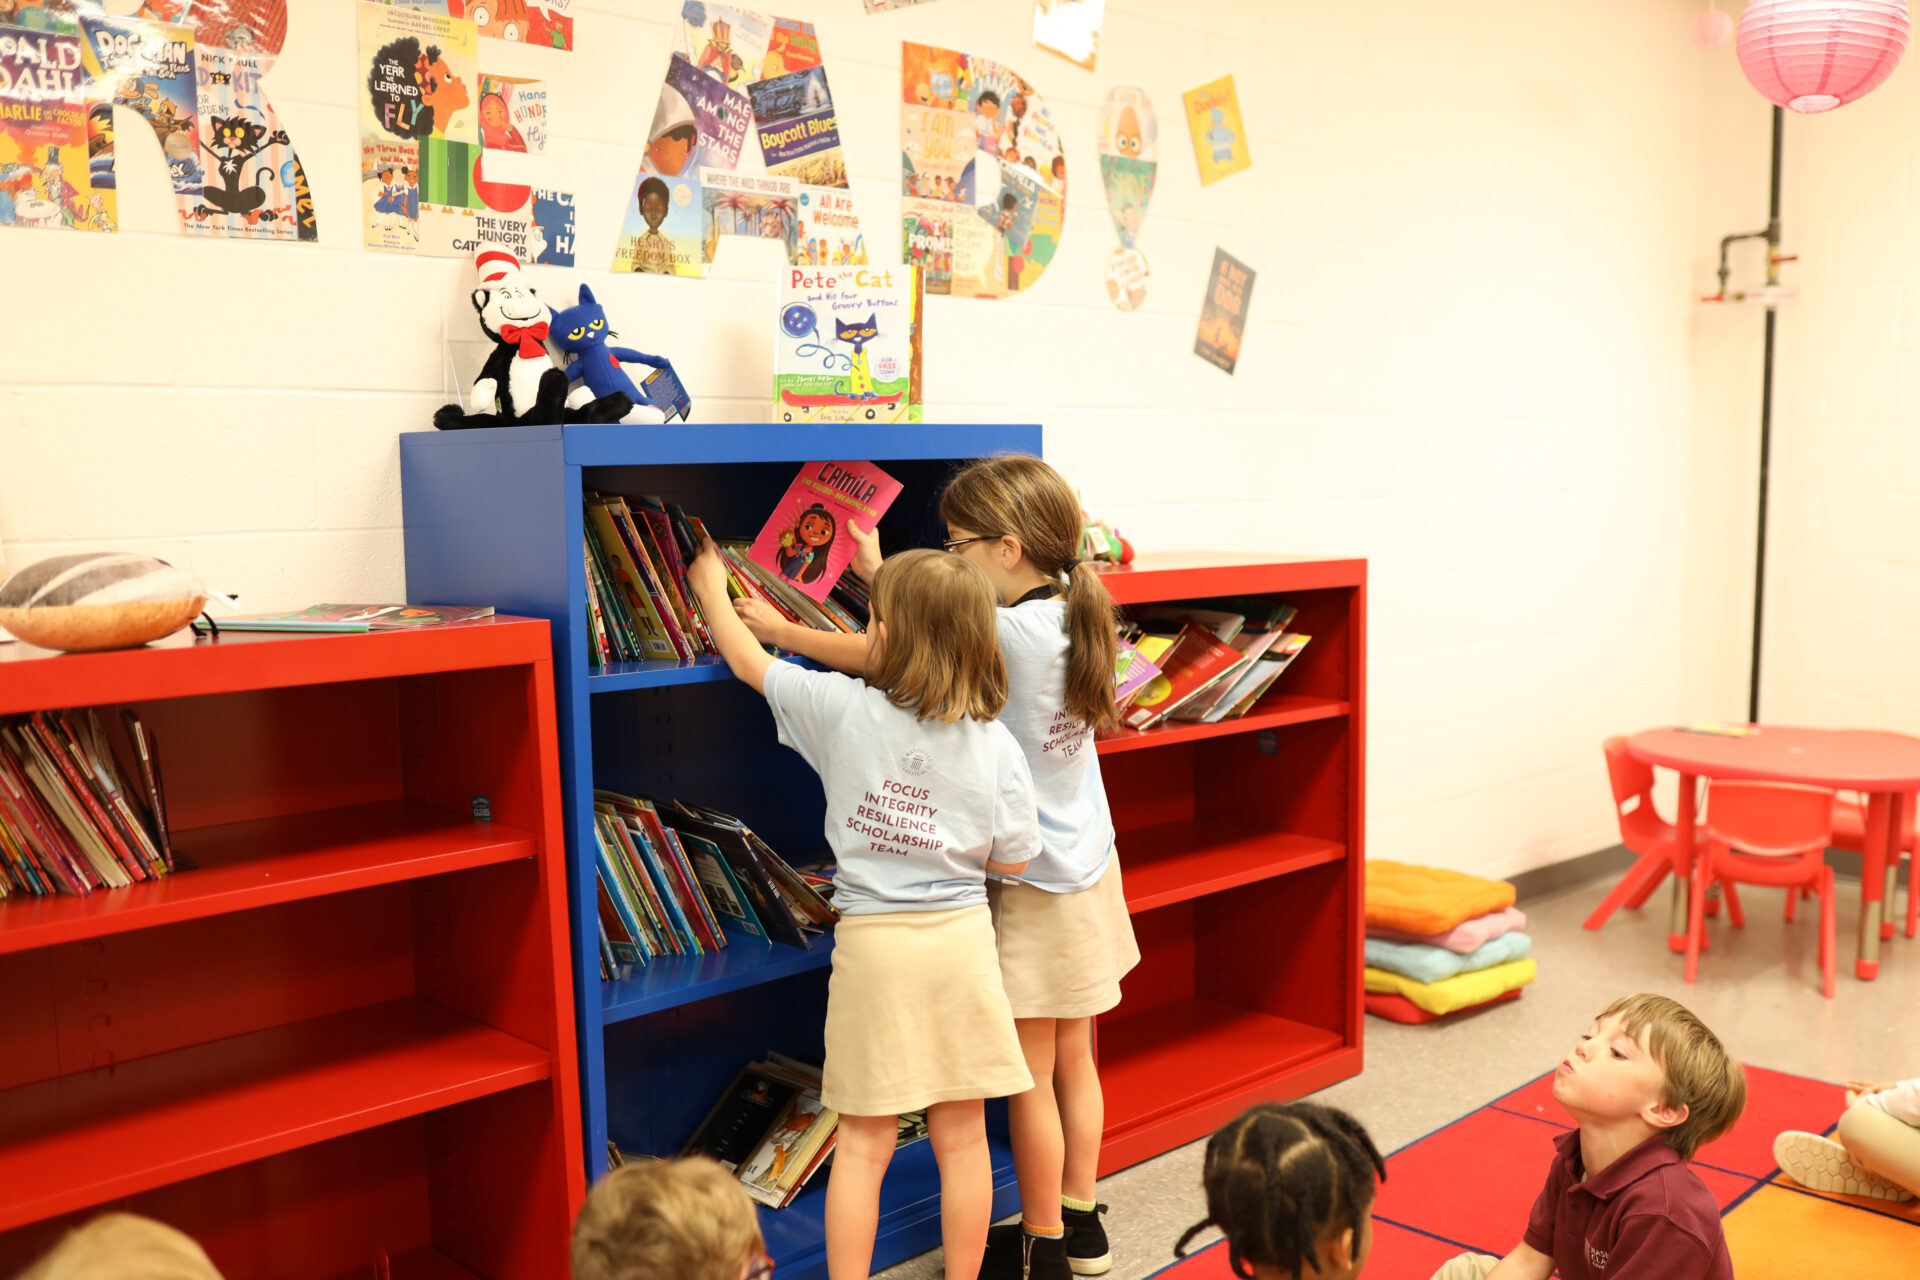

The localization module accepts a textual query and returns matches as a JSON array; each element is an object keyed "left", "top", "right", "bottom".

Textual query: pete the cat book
[
  {"left": 748, "top": 462, "right": 903, "bottom": 604},
  {"left": 774, "top": 265, "right": 923, "bottom": 423}
]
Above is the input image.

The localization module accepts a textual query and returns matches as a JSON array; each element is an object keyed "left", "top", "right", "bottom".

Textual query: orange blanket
[{"left": 1365, "top": 861, "right": 1516, "bottom": 936}]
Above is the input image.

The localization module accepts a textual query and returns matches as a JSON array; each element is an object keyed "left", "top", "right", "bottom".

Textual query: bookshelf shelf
[
  {"left": 403, "top": 423, "right": 1043, "bottom": 1280},
  {"left": 0, "top": 998, "right": 550, "bottom": 1233},
  {"left": 325, "top": 1250, "right": 484, "bottom": 1280},
  {"left": 1096, "top": 695, "right": 1350, "bottom": 756},
  {"left": 0, "top": 801, "right": 535, "bottom": 955},
  {"left": 1095, "top": 998, "right": 1353, "bottom": 1172},
  {"left": 588, "top": 654, "right": 823, "bottom": 694},
  {"left": 1119, "top": 821, "right": 1346, "bottom": 914},
  {"left": 600, "top": 932, "right": 835, "bottom": 1024},
  {"left": 0, "top": 622, "right": 584, "bottom": 1280},
  {"left": 1091, "top": 552, "right": 1366, "bottom": 1177}
]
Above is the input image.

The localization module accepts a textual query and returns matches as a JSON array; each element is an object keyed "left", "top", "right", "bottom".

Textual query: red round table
[{"left": 1627, "top": 726, "right": 1920, "bottom": 980}]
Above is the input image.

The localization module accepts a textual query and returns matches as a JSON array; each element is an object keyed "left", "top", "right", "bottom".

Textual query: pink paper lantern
[
  {"left": 1695, "top": 8, "right": 1737, "bottom": 48},
  {"left": 1737, "top": 0, "right": 1910, "bottom": 112}
]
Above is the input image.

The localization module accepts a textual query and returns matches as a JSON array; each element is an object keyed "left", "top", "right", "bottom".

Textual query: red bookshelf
[
  {"left": 1092, "top": 553, "right": 1366, "bottom": 1175},
  {"left": 0, "top": 621, "right": 582, "bottom": 1280}
]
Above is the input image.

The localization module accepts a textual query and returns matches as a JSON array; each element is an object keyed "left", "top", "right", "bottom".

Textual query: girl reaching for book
[
  {"left": 733, "top": 455, "right": 1139, "bottom": 1280},
  {"left": 686, "top": 540, "right": 1039, "bottom": 1280}
]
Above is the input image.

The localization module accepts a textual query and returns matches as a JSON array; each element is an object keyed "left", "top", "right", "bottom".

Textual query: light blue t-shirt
[
  {"left": 762, "top": 658, "right": 1041, "bottom": 915},
  {"left": 993, "top": 598, "right": 1116, "bottom": 894}
]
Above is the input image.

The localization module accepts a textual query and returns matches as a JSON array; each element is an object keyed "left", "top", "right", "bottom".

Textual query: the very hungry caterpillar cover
[
  {"left": 774, "top": 264, "right": 922, "bottom": 423},
  {"left": 748, "top": 461, "right": 903, "bottom": 604}
]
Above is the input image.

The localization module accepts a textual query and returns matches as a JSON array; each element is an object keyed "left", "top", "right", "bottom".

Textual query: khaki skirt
[
  {"left": 822, "top": 904, "right": 1033, "bottom": 1116},
  {"left": 987, "top": 850, "right": 1141, "bottom": 1020}
]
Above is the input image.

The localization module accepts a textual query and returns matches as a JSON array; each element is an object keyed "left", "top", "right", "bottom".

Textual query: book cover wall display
[{"left": 775, "top": 267, "right": 922, "bottom": 422}]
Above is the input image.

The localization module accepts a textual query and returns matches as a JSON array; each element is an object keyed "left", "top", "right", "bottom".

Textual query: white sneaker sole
[
  {"left": 1068, "top": 1253, "right": 1112, "bottom": 1276},
  {"left": 1774, "top": 1130, "right": 1914, "bottom": 1202}
]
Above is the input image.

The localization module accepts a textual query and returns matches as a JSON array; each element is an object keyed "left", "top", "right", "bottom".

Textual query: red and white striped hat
[{"left": 475, "top": 241, "right": 523, "bottom": 286}]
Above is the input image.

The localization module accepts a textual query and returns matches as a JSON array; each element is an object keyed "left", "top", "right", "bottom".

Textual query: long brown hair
[
  {"left": 867, "top": 549, "right": 1008, "bottom": 723},
  {"left": 940, "top": 454, "right": 1119, "bottom": 730}
]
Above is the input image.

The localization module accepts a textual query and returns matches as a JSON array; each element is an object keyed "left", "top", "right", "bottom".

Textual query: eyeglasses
[
  {"left": 942, "top": 535, "right": 1003, "bottom": 553},
  {"left": 745, "top": 1254, "right": 776, "bottom": 1280}
]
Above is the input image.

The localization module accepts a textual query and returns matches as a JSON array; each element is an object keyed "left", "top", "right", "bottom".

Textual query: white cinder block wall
[
  {"left": 1, "top": 0, "right": 1740, "bottom": 879},
  {"left": 1689, "top": 39, "right": 1920, "bottom": 737}
]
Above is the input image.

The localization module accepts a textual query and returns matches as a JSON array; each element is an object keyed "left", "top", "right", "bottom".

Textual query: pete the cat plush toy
[
  {"left": 550, "top": 284, "right": 671, "bottom": 424},
  {"left": 433, "top": 242, "right": 631, "bottom": 431}
]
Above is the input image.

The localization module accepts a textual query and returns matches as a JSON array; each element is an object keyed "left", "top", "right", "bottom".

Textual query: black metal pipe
[{"left": 1748, "top": 105, "right": 1784, "bottom": 724}]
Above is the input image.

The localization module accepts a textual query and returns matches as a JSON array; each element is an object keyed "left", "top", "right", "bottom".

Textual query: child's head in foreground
[
  {"left": 1554, "top": 992, "right": 1746, "bottom": 1159},
  {"left": 17, "top": 1213, "right": 223, "bottom": 1280},
  {"left": 1175, "top": 1101, "right": 1386, "bottom": 1280},
  {"left": 571, "top": 1157, "right": 766, "bottom": 1280},
  {"left": 866, "top": 547, "right": 1007, "bottom": 724}
]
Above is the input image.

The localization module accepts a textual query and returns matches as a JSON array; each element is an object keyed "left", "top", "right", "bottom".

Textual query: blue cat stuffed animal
[{"left": 550, "top": 284, "right": 670, "bottom": 424}]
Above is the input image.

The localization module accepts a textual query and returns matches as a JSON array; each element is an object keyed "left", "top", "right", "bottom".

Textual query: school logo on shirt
[
  {"left": 902, "top": 748, "right": 932, "bottom": 776},
  {"left": 1585, "top": 1240, "right": 1610, "bottom": 1271}
]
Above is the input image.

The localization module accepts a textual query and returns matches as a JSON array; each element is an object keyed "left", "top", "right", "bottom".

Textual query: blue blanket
[{"left": 1364, "top": 930, "right": 1532, "bottom": 984}]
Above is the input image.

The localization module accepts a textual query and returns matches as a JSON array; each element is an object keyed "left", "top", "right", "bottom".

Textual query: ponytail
[
  {"left": 1064, "top": 559, "right": 1120, "bottom": 731},
  {"left": 940, "top": 455, "right": 1121, "bottom": 731}
]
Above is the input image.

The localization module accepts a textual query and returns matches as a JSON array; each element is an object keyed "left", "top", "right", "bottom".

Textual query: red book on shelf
[{"left": 1120, "top": 625, "right": 1244, "bottom": 730}]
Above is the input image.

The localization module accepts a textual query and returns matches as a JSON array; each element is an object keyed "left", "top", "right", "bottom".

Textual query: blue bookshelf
[{"left": 400, "top": 422, "right": 1042, "bottom": 1279}]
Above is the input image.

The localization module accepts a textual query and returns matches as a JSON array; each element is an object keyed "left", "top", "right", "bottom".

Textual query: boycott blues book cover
[{"left": 748, "top": 462, "right": 902, "bottom": 604}]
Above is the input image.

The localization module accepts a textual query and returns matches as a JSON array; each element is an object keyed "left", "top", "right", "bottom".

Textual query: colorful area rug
[{"left": 1152, "top": 1067, "right": 1920, "bottom": 1280}]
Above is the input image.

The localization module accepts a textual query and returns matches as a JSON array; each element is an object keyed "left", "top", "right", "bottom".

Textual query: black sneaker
[
  {"left": 1061, "top": 1203, "right": 1111, "bottom": 1276},
  {"left": 979, "top": 1223, "right": 1072, "bottom": 1280}
]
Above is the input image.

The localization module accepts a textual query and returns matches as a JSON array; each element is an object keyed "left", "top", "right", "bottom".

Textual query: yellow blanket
[
  {"left": 1364, "top": 958, "right": 1538, "bottom": 1016},
  {"left": 1366, "top": 860, "right": 1516, "bottom": 935}
]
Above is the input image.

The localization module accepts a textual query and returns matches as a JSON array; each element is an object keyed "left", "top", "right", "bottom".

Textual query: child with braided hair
[{"left": 1175, "top": 1101, "right": 1387, "bottom": 1280}]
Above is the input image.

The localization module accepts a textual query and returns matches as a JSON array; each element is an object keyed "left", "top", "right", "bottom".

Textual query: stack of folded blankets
[{"left": 1364, "top": 861, "right": 1535, "bottom": 1024}]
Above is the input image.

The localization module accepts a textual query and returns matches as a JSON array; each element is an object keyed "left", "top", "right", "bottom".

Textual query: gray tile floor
[{"left": 877, "top": 868, "right": 1920, "bottom": 1280}]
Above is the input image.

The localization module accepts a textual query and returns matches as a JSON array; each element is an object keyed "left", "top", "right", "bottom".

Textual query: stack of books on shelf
[
  {"left": 595, "top": 791, "right": 837, "bottom": 977},
  {"left": 1115, "top": 601, "right": 1312, "bottom": 730},
  {"left": 640, "top": 1054, "right": 928, "bottom": 1208},
  {"left": 582, "top": 490, "right": 870, "bottom": 669},
  {"left": 0, "top": 708, "right": 174, "bottom": 898}
]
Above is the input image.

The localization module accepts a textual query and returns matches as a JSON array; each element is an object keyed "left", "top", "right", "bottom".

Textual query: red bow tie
[{"left": 499, "top": 321, "right": 549, "bottom": 358}]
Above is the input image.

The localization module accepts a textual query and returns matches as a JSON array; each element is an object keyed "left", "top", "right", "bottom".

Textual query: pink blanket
[{"left": 1367, "top": 906, "right": 1527, "bottom": 954}]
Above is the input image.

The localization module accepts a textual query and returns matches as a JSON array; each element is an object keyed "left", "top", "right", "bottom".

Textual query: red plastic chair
[
  {"left": 1586, "top": 737, "right": 1727, "bottom": 946},
  {"left": 1826, "top": 792, "right": 1918, "bottom": 940},
  {"left": 1688, "top": 781, "right": 1836, "bottom": 998}
]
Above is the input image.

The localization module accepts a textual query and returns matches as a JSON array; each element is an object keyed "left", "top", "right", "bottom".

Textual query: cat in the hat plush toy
[{"left": 433, "top": 241, "right": 631, "bottom": 430}]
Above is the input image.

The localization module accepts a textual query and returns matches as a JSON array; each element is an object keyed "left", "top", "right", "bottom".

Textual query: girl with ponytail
[{"left": 735, "top": 454, "right": 1139, "bottom": 1280}]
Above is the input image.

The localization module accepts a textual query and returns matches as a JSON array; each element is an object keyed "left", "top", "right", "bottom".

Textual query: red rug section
[{"left": 1152, "top": 1066, "right": 1859, "bottom": 1280}]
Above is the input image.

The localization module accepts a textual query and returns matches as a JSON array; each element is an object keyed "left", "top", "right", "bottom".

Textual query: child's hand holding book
[{"left": 848, "top": 519, "right": 882, "bottom": 585}]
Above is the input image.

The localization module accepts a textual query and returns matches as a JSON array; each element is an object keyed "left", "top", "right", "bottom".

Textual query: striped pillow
[{"left": 0, "top": 553, "right": 207, "bottom": 652}]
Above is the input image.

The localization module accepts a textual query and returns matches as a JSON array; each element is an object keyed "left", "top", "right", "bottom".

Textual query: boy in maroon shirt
[{"left": 1431, "top": 993, "right": 1747, "bottom": 1280}]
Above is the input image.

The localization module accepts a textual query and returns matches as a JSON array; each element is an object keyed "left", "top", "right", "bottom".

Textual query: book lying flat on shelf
[
  {"left": 206, "top": 604, "right": 495, "bottom": 632},
  {"left": 748, "top": 461, "right": 903, "bottom": 605},
  {"left": 1217, "top": 635, "right": 1311, "bottom": 720}
]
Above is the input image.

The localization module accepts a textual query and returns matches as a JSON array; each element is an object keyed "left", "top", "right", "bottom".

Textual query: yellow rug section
[{"left": 1722, "top": 1185, "right": 1920, "bottom": 1280}]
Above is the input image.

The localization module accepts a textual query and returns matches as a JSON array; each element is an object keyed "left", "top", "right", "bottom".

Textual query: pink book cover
[{"left": 748, "top": 461, "right": 903, "bottom": 603}]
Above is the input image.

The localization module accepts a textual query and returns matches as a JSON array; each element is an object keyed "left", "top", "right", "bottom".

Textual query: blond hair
[
  {"left": 571, "top": 1158, "right": 763, "bottom": 1280},
  {"left": 17, "top": 1214, "right": 223, "bottom": 1280},
  {"left": 939, "top": 455, "right": 1119, "bottom": 730},
  {"left": 867, "top": 548, "right": 1008, "bottom": 723},
  {"left": 1601, "top": 993, "right": 1747, "bottom": 1159}
]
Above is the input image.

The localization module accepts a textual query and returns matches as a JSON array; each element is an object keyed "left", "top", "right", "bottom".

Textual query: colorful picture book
[
  {"left": 206, "top": 604, "right": 495, "bottom": 633},
  {"left": 581, "top": 491, "right": 873, "bottom": 670},
  {"left": 1115, "top": 600, "right": 1309, "bottom": 730},
  {"left": 680, "top": 1052, "right": 927, "bottom": 1209},
  {"left": 775, "top": 268, "right": 923, "bottom": 423},
  {"left": 0, "top": 707, "right": 174, "bottom": 899},
  {"left": 748, "top": 462, "right": 903, "bottom": 604},
  {"left": 1113, "top": 637, "right": 1163, "bottom": 702},
  {"left": 595, "top": 792, "right": 838, "bottom": 976}
]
